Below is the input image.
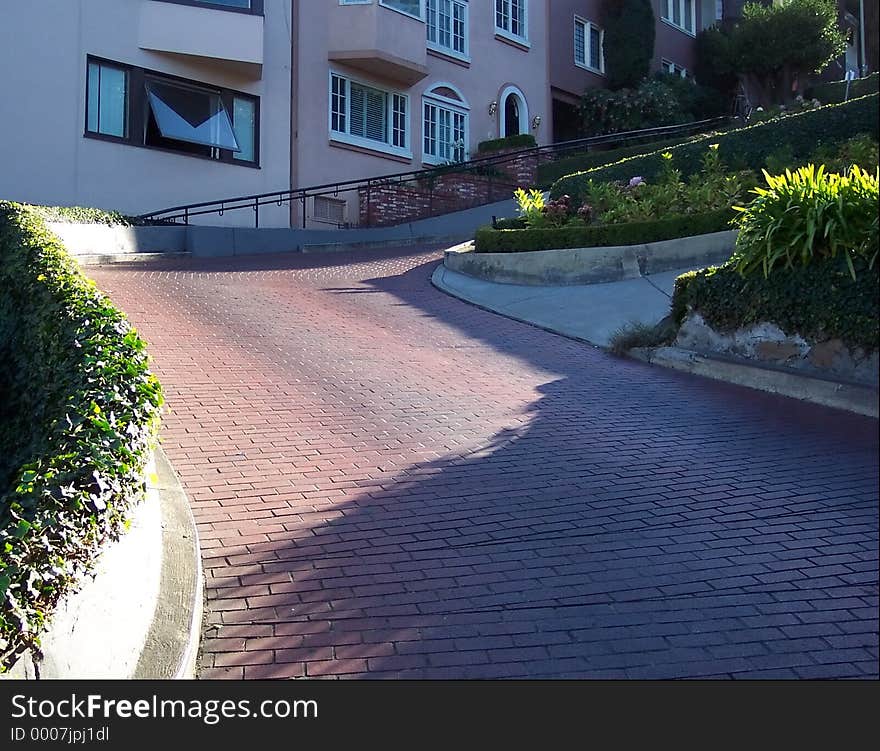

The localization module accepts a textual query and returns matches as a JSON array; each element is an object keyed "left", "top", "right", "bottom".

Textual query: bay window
[{"left": 426, "top": 0, "right": 468, "bottom": 58}]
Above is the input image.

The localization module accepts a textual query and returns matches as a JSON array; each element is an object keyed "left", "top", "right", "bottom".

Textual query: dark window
[
  {"left": 504, "top": 94, "right": 520, "bottom": 136},
  {"left": 84, "top": 56, "right": 259, "bottom": 166},
  {"left": 86, "top": 61, "right": 128, "bottom": 138}
]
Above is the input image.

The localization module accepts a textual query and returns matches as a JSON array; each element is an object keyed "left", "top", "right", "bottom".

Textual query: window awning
[{"left": 145, "top": 80, "right": 240, "bottom": 151}]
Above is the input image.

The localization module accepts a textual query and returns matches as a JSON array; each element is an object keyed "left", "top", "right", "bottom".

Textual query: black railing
[{"left": 138, "top": 117, "right": 728, "bottom": 228}]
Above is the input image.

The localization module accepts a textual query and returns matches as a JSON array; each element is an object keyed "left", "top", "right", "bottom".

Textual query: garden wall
[{"left": 358, "top": 148, "right": 536, "bottom": 227}]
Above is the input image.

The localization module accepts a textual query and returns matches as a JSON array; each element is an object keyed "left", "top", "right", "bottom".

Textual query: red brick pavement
[{"left": 89, "top": 247, "right": 879, "bottom": 679}]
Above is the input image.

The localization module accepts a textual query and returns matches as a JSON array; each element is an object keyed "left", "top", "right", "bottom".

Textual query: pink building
[
  {"left": 549, "top": 0, "right": 722, "bottom": 141},
  {"left": 291, "top": 0, "right": 552, "bottom": 227}
]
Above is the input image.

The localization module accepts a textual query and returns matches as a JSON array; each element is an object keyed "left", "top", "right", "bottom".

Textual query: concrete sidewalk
[{"left": 432, "top": 263, "right": 700, "bottom": 347}]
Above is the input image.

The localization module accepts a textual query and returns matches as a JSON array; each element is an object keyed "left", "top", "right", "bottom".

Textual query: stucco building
[
  {"left": 0, "top": 1, "right": 555, "bottom": 227},
  {"left": 549, "top": 1, "right": 722, "bottom": 141},
  {"left": 8, "top": 1, "right": 793, "bottom": 227}
]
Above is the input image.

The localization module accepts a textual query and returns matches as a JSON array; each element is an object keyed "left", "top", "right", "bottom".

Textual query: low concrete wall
[
  {"left": 634, "top": 346, "right": 879, "bottom": 418},
  {"left": 445, "top": 230, "right": 737, "bottom": 286},
  {"left": 48, "top": 223, "right": 186, "bottom": 255},
  {"left": 49, "top": 197, "right": 519, "bottom": 260},
  {"left": 2, "top": 450, "right": 202, "bottom": 679}
]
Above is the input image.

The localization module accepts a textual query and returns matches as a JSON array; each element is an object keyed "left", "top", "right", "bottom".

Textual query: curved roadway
[{"left": 90, "top": 247, "right": 878, "bottom": 679}]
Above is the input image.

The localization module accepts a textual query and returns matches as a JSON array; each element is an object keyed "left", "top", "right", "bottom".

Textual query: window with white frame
[
  {"left": 379, "top": 0, "right": 423, "bottom": 18},
  {"left": 422, "top": 88, "right": 468, "bottom": 164},
  {"left": 495, "top": 0, "right": 527, "bottom": 41},
  {"left": 662, "top": 0, "right": 695, "bottom": 35},
  {"left": 661, "top": 59, "right": 687, "bottom": 78},
  {"left": 574, "top": 17, "right": 603, "bottom": 74},
  {"left": 426, "top": 0, "right": 468, "bottom": 57},
  {"left": 330, "top": 73, "right": 409, "bottom": 155}
]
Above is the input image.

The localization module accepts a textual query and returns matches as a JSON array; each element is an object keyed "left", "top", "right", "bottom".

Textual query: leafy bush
[
  {"left": 30, "top": 205, "right": 138, "bottom": 226},
  {"left": 806, "top": 72, "right": 879, "bottom": 104},
  {"left": 694, "top": 25, "right": 739, "bottom": 100},
  {"left": 552, "top": 94, "right": 879, "bottom": 204},
  {"left": 474, "top": 209, "right": 734, "bottom": 252},
  {"left": 536, "top": 133, "right": 698, "bottom": 187},
  {"left": 513, "top": 188, "right": 547, "bottom": 228},
  {"left": 732, "top": 164, "right": 879, "bottom": 279},
  {"left": 477, "top": 134, "right": 536, "bottom": 153},
  {"left": 580, "top": 146, "right": 756, "bottom": 224},
  {"left": 812, "top": 134, "right": 879, "bottom": 173},
  {"left": 708, "top": 0, "right": 847, "bottom": 106},
  {"left": 0, "top": 202, "right": 163, "bottom": 667},
  {"left": 671, "top": 256, "right": 879, "bottom": 352},
  {"left": 601, "top": 0, "right": 655, "bottom": 90},
  {"left": 579, "top": 79, "right": 688, "bottom": 137}
]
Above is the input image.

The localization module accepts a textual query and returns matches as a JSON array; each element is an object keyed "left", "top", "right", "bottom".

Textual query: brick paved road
[{"left": 90, "top": 248, "right": 879, "bottom": 679}]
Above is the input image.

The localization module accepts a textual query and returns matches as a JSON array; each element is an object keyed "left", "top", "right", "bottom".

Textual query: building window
[
  {"left": 426, "top": 0, "right": 468, "bottom": 57},
  {"left": 495, "top": 0, "right": 527, "bottom": 41},
  {"left": 87, "top": 61, "right": 128, "bottom": 138},
  {"left": 153, "top": 0, "right": 264, "bottom": 15},
  {"left": 330, "top": 73, "right": 410, "bottom": 156},
  {"left": 574, "top": 17, "right": 603, "bottom": 74},
  {"left": 84, "top": 56, "right": 259, "bottom": 165},
  {"left": 379, "top": 0, "right": 423, "bottom": 18},
  {"left": 661, "top": 59, "right": 688, "bottom": 78},
  {"left": 662, "top": 0, "right": 695, "bottom": 35},
  {"left": 423, "top": 88, "right": 468, "bottom": 164}
]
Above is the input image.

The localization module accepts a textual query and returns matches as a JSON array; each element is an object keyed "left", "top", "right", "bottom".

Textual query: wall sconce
[
  {"left": 488, "top": 101, "right": 498, "bottom": 117},
  {"left": 531, "top": 115, "right": 542, "bottom": 130}
]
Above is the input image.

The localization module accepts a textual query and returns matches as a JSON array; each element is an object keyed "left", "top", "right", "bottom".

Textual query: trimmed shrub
[
  {"left": 536, "top": 133, "right": 697, "bottom": 187},
  {"left": 671, "top": 257, "right": 879, "bottom": 352},
  {"left": 30, "top": 205, "right": 138, "bottom": 227},
  {"left": 551, "top": 94, "right": 879, "bottom": 204},
  {"left": 477, "top": 134, "right": 537, "bottom": 153},
  {"left": 0, "top": 202, "right": 163, "bottom": 667},
  {"left": 474, "top": 209, "right": 735, "bottom": 253},
  {"left": 601, "top": 0, "right": 655, "bottom": 91},
  {"left": 732, "top": 164, "right": 879, "bottom": 279},
  {"left": 806, "top": 73, "right": 879, "bottom": 105}
]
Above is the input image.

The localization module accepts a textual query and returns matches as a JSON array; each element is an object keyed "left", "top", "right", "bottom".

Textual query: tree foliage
[
  {"left": 701, "top": 0, "right": 848, "bottom": 106},
  {"left": 601, "top": 0, "right": 655, "bottom": 90}
]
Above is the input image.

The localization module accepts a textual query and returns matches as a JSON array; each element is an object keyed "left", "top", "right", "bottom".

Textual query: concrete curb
[
  {"left": 444, "top": 230, "right": 736, "bottom": 286},
  {"left": 0, "top": 447, "right": 203, "bottom": 679},
  {"left": 134, "top": 447, "right": 204, "bottom": 679},
  {"left": 631, "top": 346, "right": 879, "bottom": 418}
]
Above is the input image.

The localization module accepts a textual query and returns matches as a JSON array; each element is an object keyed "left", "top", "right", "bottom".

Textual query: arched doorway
[
  {"left": 498, "top": 86, "right": 528, "bottom": 138},
  {"left": 504, "top": 95, "right": 520, "bottom": 137}
]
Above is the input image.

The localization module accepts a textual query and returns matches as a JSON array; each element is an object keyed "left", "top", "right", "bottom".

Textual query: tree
[
  {"left": 727, "top": 0, "right": 848, "bottom": 106},
  {"left": 601, "top": 0, "right": 655, "bottom": 91}
]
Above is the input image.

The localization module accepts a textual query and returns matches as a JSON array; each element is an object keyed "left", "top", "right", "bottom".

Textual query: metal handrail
[{"left": 138, "top": 117, "right": 728, "bottom": 227}]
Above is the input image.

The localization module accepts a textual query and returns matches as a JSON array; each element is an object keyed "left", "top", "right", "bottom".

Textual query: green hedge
[
  {"left": 806, "top": 72, "right": 879, "bottom": 105},
  {"left": 477, "top": 133, "right": 537, "bottom": 153},
  {"left": 671, "top": 257, "right": 879, "bottom": 351},
  {"left": 536, "top": 134, "right": 696, "bottom": 187},
  {"left": 474, "top": 209, "right": 735, "bottom": 253},
  {"left": 0, "top": 202, "right": 163, "bottom": 667},
  {"left": 30, "top": 205, "right": 137, "bottom": 226},
  {"left": 551, "top": 94, "right": 880, "bottom": 204}
]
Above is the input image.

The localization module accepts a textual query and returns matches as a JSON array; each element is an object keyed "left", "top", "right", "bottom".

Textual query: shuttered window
[{"left": 329, "top": 73, "right": 409, "bottom": 155}]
